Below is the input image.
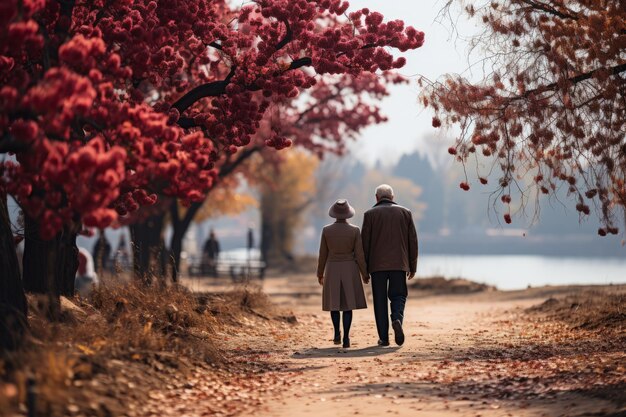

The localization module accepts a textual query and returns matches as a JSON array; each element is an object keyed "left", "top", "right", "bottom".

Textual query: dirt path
[{"left": 227, "top": 275, "right": 625, "bottom": 417}]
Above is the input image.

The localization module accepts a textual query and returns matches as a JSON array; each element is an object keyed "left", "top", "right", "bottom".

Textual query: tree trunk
[
  {"left": 130, "top": 223, "right": 148, "bottom": 284},
  {"left": 260, "top": 211, "right": 272, "bottom": 265},
  {"left": 168, "top": 200, "right": 203, "bottom": 283},
  {"left": 0, "top": 194, "right": 28, "bottom": 350},
  {"left": 259, "top": 190, "right": 302, "bottom": 267},
  {"left": 130, "top": 213, "right": 165, "bottom": 285},
  {"left": 22, "top": 216, "right": 78, "bottom": 297},
  {"left": 55, "top": 227, "right": 78, "bottom": 296},
  {"left": 169, "top": 230, "right": 183, "bottom": 283},
  {"left": 260, "top": 191, "right": 280, "bottom": 266},
  {"left": 22, "top": 217, "right": 50, "bottom": 295},
  {"left": 130, "top": 214, "right": 165, "bottom": 285}
]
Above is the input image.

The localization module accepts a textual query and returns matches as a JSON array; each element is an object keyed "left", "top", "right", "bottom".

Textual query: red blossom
[
  {"left": 10, "top": 120, "right": 39, "bottom": 144},
  {"left": 83, "top": 208, "right": 117, "bottom": 229},
  {"left": 1, "top": 0, "right": 423, "bottom": 239}
]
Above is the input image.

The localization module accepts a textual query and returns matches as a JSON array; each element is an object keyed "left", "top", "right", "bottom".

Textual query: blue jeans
[{"left": 371, "top": 271, "right": 408, "bottom": 342}]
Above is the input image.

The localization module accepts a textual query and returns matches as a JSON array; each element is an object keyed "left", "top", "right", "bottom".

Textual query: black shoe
[
  {"left": 392, "top": 320, "right": 405, "bottom": 346},
  {"left": 333, "top": 332, "right": 341, "bottom": 345},
  {"left": 377, "top": 339, "right": 390, "bottom": 347},
  {"left": 342, "top": 338, "right": 350, "bottom": 348}
]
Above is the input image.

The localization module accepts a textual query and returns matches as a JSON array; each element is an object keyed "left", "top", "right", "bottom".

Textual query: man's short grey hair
[{"left": 375, "top": 184, "right": 394, "bottom": 200}]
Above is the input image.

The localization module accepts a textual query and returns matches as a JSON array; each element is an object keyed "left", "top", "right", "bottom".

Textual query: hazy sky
[{"left": 345, "top": 0, "right": 477, "bottom": 167}]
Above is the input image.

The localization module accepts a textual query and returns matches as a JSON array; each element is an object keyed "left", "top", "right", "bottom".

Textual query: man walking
[
  {"left": 92, "top": 230, "right": 111, "bottom": 274},
  {"left": 202, "top": 229, "right": 221, "bottom": 276},
  {"left": 362, "top": 184, "right": 418, "bottom": 346}
]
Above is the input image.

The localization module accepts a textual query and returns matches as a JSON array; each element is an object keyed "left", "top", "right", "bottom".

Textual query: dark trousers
[{"left": 371, "top": 271, "right": 408, "bottom": 342}]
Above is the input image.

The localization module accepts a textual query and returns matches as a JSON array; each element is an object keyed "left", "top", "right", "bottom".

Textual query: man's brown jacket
[{"left": 361, "top": 199, "right": 418, "bottom": 274}]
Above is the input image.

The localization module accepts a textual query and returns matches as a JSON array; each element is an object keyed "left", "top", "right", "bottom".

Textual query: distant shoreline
[
  {"left": 416, "top": 251, "right": 626, "bottom": 259},
  {"left": 419, "top": 235, "right": 625, "bottom": 258},
  {"left": 409, "top": 276, "right": 626, "bottom": 295}
]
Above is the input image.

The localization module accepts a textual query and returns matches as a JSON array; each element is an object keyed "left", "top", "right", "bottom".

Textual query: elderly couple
[{"left": 317, "top": 184, "right": 418, "bottom": 348}]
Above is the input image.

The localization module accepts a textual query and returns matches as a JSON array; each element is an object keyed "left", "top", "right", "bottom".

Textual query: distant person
[
  {"left": 246, "top": 225, "right": 262, "bottom": 279},
  {"left": 75, "top": 247, "right": 99, "bottom": 298},
  {"left": 317, "top": 199, "right": 369, "bottom": 348},
  {"left": 202, "top": 230, "right": 220, "bottom": 276},
  {"left": 15, "top": 211, "right": 24, "bottom": 274},
  {"left": 247, "top": 225, "right": 255, "bottom": 252},
  {"left": 92, "top": 230, "right": 111, "bottom": 274},
  {"left": 361, "top": 184, "right": 418, "bottom": 347},
  {"left": 115, "top": 234, "right": 131, "bottom": 269}
]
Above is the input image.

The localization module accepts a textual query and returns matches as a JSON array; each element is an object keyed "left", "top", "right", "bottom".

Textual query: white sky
[{"left": 345, "top": 0, "right": 478, "bottom": 167}]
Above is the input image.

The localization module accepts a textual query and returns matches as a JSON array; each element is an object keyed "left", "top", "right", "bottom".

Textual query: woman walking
[{"left": 317, "top": 199, "right": 369, "bottom": 348}]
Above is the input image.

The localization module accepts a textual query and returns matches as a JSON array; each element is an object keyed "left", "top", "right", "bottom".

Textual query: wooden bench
[{"left": 188, "top": 253, "right": 266, "bottom": 281}]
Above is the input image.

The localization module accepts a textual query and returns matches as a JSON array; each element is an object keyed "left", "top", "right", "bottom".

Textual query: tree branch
[
  {"left": 169, "top": 198, "right": 180, "bottom": 226},
  {"left": 94, "top": 0, "right": 113, "bottom": 25},
  {"left": 288, "top": 57, "right": 313, "bottom": 71},
  {"left": 180, "top": 201, "right": 203, "bottom": 232},
  {"left": 295, "top": 92, "right": 342, "bottom": 124},
  {"left": 219, "top": 146, "right": 262, "bottom": 179},
  {"left": 78, "top": 117, "right": 104, "bottom": 132},
  {"left": 176, "top": 146, "right": 262, "bottom": 230},
  {"left": 172, "top": 18, "right": 372, "bottom": 119},
  {"left": 513, "top": 62, "right": 626, "bottom": 101},
  {"left": 208, "top": 41, "right": 223, "bottom": 50},
  {"left": 337, "top": 43, "right": 376, "bottom": 58},
  {"left": 519, "top": 0, "right": 578, "bottom": 20},
  {"left": 177, "top": 117, "right": 198, "bottom": 128},
  {"left": 173, "top": 55, "right": 314, "bottom": 117},
  {"left": 171, "top": 65, "right": 237, "bottom": 114},
  {"left": 55, "top": 0, "right": 77, "bottom": 34},
  {"left": 275, "top": 20, "right": 292, "bottom": 51},
  {"left": 291, "top": 195, "right": 315, "bottom": 214},
  {"left": 0, "top": 135, "right": 29, "bottom": 154}
]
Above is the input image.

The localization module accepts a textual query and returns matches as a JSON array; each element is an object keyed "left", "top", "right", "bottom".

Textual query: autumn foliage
[
  {"left": 422, "top": 1, "right": 625, "bottom": 234},
  {"left": 0, "top": 0, "right": 424, "bottom": 240}
]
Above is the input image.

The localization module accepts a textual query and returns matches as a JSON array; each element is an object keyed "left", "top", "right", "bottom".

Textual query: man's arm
[
  {"left": 361, "top": 211, "right": 371, "bottom": 272},
  {"left": 407, "top": 211, "right": 418, "bottom": 279},
  {"left": 354, "top": 228, "right": 369, "bottom": 283}
]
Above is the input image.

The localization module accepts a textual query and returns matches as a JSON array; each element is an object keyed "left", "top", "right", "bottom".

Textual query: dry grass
[
  {"left": 88, "top": 281, "right": 221, "bottom": 358},
  {"left": 410, "top": 276, "right": 496, "bottom": 294},
  {"left": 528, "top": 290, "right": 626, "bottom": 333},
  {"left": 0, "top": 280, "right": 280, "bottom": 417},
  {"left": 199, "top": 286, "right": 275, "bottom": 322}
]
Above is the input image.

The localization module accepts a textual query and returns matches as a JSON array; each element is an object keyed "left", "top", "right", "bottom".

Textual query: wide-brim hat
[{"left": 329, "top": 199, "right": 355, "bottom": 219}]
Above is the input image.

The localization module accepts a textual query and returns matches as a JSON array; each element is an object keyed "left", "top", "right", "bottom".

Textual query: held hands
[{"left": 318, "top": 275, "right": 324, "bottom": 286}]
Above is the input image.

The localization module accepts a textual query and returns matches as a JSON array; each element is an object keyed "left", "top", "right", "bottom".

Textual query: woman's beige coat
[{"left": 317, "top": 221, "right": 368, "bottom": 311}]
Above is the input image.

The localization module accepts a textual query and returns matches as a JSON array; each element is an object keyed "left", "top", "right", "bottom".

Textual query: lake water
[{"left": 417, "top": 255, "right": 626, "bottom": 290}]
